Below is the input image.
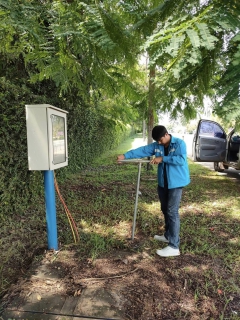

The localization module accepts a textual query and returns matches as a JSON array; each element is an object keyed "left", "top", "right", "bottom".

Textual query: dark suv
[{"left": 192, "top": 119, "right": 240, "bottom": 172}]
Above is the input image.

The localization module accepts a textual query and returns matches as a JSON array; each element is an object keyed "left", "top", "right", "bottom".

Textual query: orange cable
[
  {"left": 55, "top": 177, "right": 80, "bottom": 242},
  {"left": 55, "top": 177, "right": 79, "bottom": 242},
  {"left": 54, "top": 173, "right": 80, "bottom": 243}
]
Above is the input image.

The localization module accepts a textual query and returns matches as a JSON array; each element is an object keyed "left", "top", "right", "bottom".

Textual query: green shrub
[{"left": 0, "top": 78, "right": 133, "bottom": 219}]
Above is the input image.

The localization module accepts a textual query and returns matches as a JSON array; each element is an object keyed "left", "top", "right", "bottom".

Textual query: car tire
[{"left": 214, "top": 162, "right": 224, "bottom": 172}]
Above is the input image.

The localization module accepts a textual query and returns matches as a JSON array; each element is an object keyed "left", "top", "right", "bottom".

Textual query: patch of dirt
[{"left": 1, "top": 236, "right": 239, "bottom": 320}]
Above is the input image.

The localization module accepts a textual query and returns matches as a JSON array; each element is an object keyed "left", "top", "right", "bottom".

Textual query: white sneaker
[
  {"left": 156, "top": 246, "right": 180, "bottom": 257},
  {"left": 154, "top": 234, "right": 169, "bottom": 243}
]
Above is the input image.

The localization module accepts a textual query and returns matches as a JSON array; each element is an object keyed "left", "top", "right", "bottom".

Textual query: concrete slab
[
  {"left": 2, "top": 291, "right": 125, "bottom": 320},
  {"left": 1, "top": 255, "right": 126, "bottom": 320},
  {"left": 1, "top": 295, "right": 66, "bottom": 319},
  {"left": 0, "top": 223, "right": 128, "bottom": 320},
  {"left": 73, "top": 287, "right": 125, "bottom": 320},
  {"left": 57, "top": 296, "right": 78, "bottom": 320}
]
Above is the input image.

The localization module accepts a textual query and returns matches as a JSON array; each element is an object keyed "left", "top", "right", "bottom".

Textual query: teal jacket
[{"left": 124, "top": 135, "right": 190, "bottom": 189}]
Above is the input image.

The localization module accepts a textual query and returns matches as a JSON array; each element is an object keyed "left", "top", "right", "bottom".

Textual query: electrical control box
[{"left": 26, "top": 104, "right": 68, "bottom": 170}]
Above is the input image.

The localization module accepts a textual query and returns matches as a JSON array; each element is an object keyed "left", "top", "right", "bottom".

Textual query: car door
[{"left": 193, "top": 120, "right": 227, "bottom": 162}]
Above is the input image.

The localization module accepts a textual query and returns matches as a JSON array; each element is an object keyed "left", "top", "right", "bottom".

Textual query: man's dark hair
[{"left": 152, "top": 125, "right": 168, "bottom": 141}]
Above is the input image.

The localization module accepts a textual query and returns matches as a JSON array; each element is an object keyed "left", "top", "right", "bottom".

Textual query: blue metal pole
[{"left": 43, "top": 170, "right": 58, "bottom": 250}]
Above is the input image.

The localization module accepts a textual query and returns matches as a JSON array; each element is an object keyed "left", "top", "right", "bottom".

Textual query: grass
[
  {"left": 56, "top": 134, "right": 240, "bottom": 262},
  {"left": 0, "top": 133, "right": 240, "bottom": 318}
]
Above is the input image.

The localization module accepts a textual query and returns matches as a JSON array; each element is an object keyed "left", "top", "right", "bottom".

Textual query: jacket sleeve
[
  {"left": 124, "top": 143, "right": 156, "bottom": 159},
  {"left": 162, "top": 140, "right": 187, "bottom": 166}
]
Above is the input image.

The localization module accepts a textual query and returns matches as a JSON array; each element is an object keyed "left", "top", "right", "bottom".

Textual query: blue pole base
[{"left": 43, "top": 170, "right": 58, "bottom": 250}]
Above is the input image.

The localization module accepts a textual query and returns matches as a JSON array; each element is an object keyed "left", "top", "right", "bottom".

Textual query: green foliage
[
  {"left": 1, "top": 0, "right": 240, "bottom": 125},
  {"left": 0, "top": 0, "right": 140, "bottom": 219},
  {"left": 137, "top": 0, "right": 240, "bottom": 121},
  {"left": 0, "top": 78, "right": 45, "bottom": 218},
  {"left": 214, "top": 31, "right": 240, "bottom": 124},
  {"left": 0, "top": 78, "right": 133, "bottom": 219},
  {"left": 62, "top": 101, "right": 134, "bottom": 174}
]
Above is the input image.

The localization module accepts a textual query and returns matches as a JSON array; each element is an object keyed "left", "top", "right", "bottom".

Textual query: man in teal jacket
[{"left": 117, "top": 125, "right": 190, "bottom": 257}]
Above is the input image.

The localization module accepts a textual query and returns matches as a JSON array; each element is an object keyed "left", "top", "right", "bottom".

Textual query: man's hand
[
  {"left": 117, "top": 154, "right": 125, "bottom": 163},
  {"left": 150, "top": 157, "right": 163, "bottom": 164}
]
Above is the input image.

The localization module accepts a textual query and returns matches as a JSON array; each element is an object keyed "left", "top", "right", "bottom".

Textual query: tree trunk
[
  {"left": 147, "top": 64, "right": 156, "bottom": 170},
  {"left": 147, "top": 65, "right": 155, "bottom": 144},
  {"left": 142, "top": 120, "right": 146, "bottom": 141}
]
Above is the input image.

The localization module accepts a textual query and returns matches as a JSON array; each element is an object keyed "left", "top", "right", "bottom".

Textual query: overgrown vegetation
[
  {"left": 0, "top": 0, "right": 140, "bottom": 219},
  {"left": 1, "top": 0, "right": 240, "bottom": 218},
  {"left": 1, "top": 134, "right": 239, "bottom": 319},
  {"left": 0, "top": 78, "right": 134, "bottom": 219}
]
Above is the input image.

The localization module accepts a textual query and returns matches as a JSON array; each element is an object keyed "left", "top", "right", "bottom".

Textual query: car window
[
  {"left": 231, "top": 132, "right": 240, "bottom": 142},
  {"left": 199, "top": 121, "right": 225, "bottom": 138}
]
